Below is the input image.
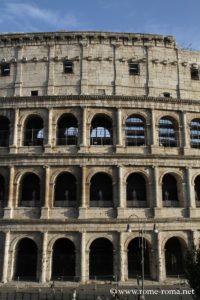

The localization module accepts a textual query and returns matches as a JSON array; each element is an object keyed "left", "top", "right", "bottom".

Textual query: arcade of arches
[{"left": 1, "top": 234, "right": 189, "bottom": 283}]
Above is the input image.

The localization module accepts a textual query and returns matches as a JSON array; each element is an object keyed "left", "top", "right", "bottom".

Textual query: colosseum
[{"left": 0, "top": 31, "right": 200, "bottom": 295}]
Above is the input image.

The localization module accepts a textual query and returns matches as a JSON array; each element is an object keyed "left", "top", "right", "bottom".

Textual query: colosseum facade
[{"left": 0, "top": 31, "right": 200, "bottom": 289}]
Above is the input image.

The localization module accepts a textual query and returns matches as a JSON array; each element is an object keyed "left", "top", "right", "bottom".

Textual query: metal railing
[{"left": 24, "top": 129, "right": 44, "bottom": 146}]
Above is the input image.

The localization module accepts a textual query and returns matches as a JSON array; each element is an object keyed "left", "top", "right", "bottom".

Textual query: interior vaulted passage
[
  {"left": 162, "top": 174, "right": 179, "bottom": 207},
  {"left": 89, "top": 238, "right": 114, "bottom": 280},
  {"left": 51, "top": 238, "right": 76, "bottom": 281},
  {"left": 126, "top": 173, "right": 147, "bottom": 207},
  {"left": 0, "top": 116, "right": 10, "bottom": 147},
  {"left": 24, "top": 115, "right": 44, "bottom": 146},
  {"left": 90, "top": 114, "right": 113, "bottom": 145},
  {"left": 125, "top": 115, "right": 146, "bottom": 146},
  {"left": 19, "top": 173, "right": 41, "bottom": 207},
  {"left": 0, "top": 174, "right": 5, "bottom": 207},
  {"left": 54, "top": 172, "right": 77, "bottom": 207},
  {"left": 90, "top": 172, "right": 113, "bottom": 207},
  {"left": 57, "top": 114, "right": 78, "bottom": 145},
  {"left": 14, "top": 238, "right": 38, "bottom": 281},
  {"left": 159, "top": 117, "right": 178, "bottom": 147}
]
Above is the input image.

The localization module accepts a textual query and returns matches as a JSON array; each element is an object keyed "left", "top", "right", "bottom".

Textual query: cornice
[
  {"left": 0, "top": 31, "right": 176, "bottom": 48},
  {"left": 0, "top": 94, "right": 199, "bottom": 107}
]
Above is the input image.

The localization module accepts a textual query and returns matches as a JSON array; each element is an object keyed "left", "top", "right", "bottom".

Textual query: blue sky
[{"left": 0, "top": 0, "right": 200, "bottom": 50}]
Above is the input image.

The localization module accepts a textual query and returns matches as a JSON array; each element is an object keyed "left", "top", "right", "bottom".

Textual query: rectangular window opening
[
  {"left": 163, "top": 92, "right": 171, "bottom": 98},
  {"left": 129, "top": 63, "right": 139, "bottom": 75},
  {"left": 191, "top": 68, "right": 199, "bottom": 80},
  {"left": 31, "top": 90, "right": 38, "bottom": 96},
  {"left": 63, "top": 61, "right": 73, "bottom": 74},
  {"left": 1, "top": 64, "right": 10, "bottom": 76}
]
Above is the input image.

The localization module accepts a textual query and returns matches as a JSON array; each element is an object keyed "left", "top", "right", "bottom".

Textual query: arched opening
[
  {"left": 24, "top": 115, "right": 44, "bottom": 146},
  {"left": 128, "top": 237, "right": 150, "bottom": 278},
  {"left": 14, "top": 238, "right": 38, "bottom": 281},
  {"left": 57, "top": 114, "right": 78, "bottom": 145},
  {"left": 90, "top": 114, "right": 113, "bottom": 145},
  {"left": 125, "top": 115, "right": 146, "bottom": 146},
  {"left": 54, "top": 173, "right": 77, "bottom": 207},
  {"left": 0, "top": 116, "right": 10, "bottom": 147},
  {"left": 194, "top": 175, "right": 200, "bottom": 207},
  {"left": 51, "top": 238, "right": 76, "bottom": 281},
  {"left": 190, "top": 118, "right": 200, "bottom": 148},
  {"left": 159, "top": 117, "right": 178, "bottom": 147},
  {"left": 89, "top": 238, "right": 114, "bottom": 280},
  {"left": 19, "top": 173, "right": 41, "bottom": 207},
  {"left": 0, "top": 174, "right": 5, "bottom": 207},
  {"left": 162, "top": 174, "right": 179, "bottom": 207},
  {"left": 126, "top": 173, "right": 147, "bottom": 207},
  {"left": 90, "top": 172, "right": 113, "bottom": 207},
  {"left": 165, "top": 237, "right": 185, "bottom": 277}
]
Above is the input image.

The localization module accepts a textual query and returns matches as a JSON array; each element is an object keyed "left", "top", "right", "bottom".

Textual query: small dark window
[
  {"left": 163, "top": 92, "right": 171, "bottom": 98},
  {"left": 1, "top": 64, "right": 10, "bottom": 76},
  {"left": 129, "top": 63, "right": 139, "bottom": 75},
  {"left": 31, "top": 91, "right": 38, "bottom": 96},
  {"left": 63, "top": 61, "right": 73, "bottom": 74},
  {"left": 191, "top": 68, "right": 199, "bottom": 80}
]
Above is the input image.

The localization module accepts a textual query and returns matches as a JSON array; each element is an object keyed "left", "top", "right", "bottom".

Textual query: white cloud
[{"left": 0, "top": 2, "right": 81, "bottom": 32}]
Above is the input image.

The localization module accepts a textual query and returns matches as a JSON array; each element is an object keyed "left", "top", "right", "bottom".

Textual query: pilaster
[
  {"left": 4, "top": 166, "right": 14, "bottom": 219},
  {"left": 47, "top": 44, "right": 55, "bottom": 95},
  {"left": 14, "top": 46, "right": 23, "bottom": 96},
  {"left": 40, "top": 232, "right": 48, "bottom": 283},
  {"left": 2, "top": 231, "right": 10, "bottom": 283}
]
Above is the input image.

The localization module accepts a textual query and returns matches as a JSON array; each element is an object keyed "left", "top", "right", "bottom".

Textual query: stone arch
[
  {"left": 13, "top": 237, "right": 38, "bottom": 281},
  {"left": 90, "top": 113, "right": 113, "bottom": 145},
  {"left": 125, "top": 114, "right": 146, "bottom": 146},
  {"left": 23, "top": 114, "right": 44, "bottom": 146},
  {"left": 18, "top": 172, "right": 41, "bottom": 207},
  {"left": 90, "top": 172, "right": 113, "bottom": 206},
  {"left": 51, "top": 238, "right": 76, "bottom": 281},
  {"left": 122, "top": 111, "right": 148, "bottom": 125},
  {"left": 126, "top": 172, "right": 148, "bottom": 207},
  {"left": 164, "top": 236, "right": 187, "bottom": 277},
  {"left": 158, "top": 115, "right": 179, "bottom": 147},
  {"left": 127, "top": 237, "right": 151, "bottom": 278},
  {"left": 56, "top": 113, "right": 78, "bottom": 145},
  {"left": 89, "top": 237, "right": 114, "bottom": 280},
  {"left": 53, "top": 172, "right": 77, "bottom": 207},
  {"left": 0, "top": 115, "right": 10, "bottom": 147}
]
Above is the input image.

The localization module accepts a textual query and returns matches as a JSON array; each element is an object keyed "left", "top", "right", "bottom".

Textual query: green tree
[{"left": 185, "top": 248, "right": 200, "bottom": 299}]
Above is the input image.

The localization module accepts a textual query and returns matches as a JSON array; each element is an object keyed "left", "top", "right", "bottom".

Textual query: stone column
[
  {"left": 186, "top": 168, "right": 196, "bottom": 208},
  {"left": 41, "top": 166, "right": 50, "bottom": 219},
  {"left": 80, "top": 42, "right": 88, "bottom": 95},
  {"left": 181, "top": 111, "right": 190, "bottom": 148},
  {"left": 80, "top": 232, "right": 87, "bottom": 283},
  {"left": 2, "top": 231, "right": 10, "bottom": 283},
  {"left": 10, "top": 109, "right": 19, "bottom": 154},
  {"left": 45, "top": 108, "right": 53, "bottom": 150},
  {"left": 81, "top": 106, "right": 87, "bottom": 147},
  {"left": 156, "top": 231, "right": 164, "bottom": 282},
  {"left": 116, "top": 108, "right": 123, "bottom": 147},
  {"left": 153, "top": 166, "right": 161, "bottom": 208},
  {"left": 117, "top": 166, "right": 126, "bottom": 218},
  {"left": 40, "top": 232, "right": 48, "bottom": 283},
  {"left": 14, "top": 46, "right": 23, "bottom": 97},
  {"left": 79, "top": 166, "right": 87, "bottom": 218},
  {"left": 151, "top": 110, "right": 158, "bottom": 146},
  {"left": 47, "top": 44, "right": 55, "bottom": 95},
  {"left": 4, "top": 167, "right": 15, "bottom": 219},
  {"left": 119, "top": 232, "right": 125, "bottom": 282}
]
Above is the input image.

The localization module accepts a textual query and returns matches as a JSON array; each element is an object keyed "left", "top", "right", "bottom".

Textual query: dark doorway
[
  {"left": 0, "top": 116, "right": 10, "bottom": 147},
  {"left": 51, "top": 238, "right": 76, "bottom": 281},
  {"left": 54, "top": 173, "right": 77, "bottom": 207},
  {"left": 57, "top": 114, "right": 78, "bottom": 145},
  {"left": 128, "top": 237, "right": 150, "bottom": 278},
  {"left": 194, "top": 175, "right": 200, "bottom": 207},
  {"left": 20, "top": 173, "right": 41, "bottom": 207},
  {"left": 14, "top": 238, "right": 38, "bottom": 281},
  {"left": 24, "top": 116, "right": 44, "bottom": 146},
  {"left": 165, "top": 237, "right": 185, "bottom": 276},
  {"left": 89, "top": 238, "right": 114, "bottom": 280}
]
